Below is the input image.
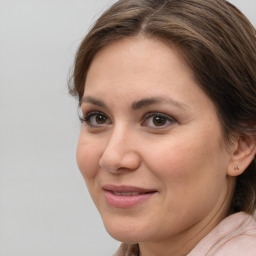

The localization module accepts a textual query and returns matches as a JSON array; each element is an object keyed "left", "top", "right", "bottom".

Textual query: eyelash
[
  {"left": 79, "top": 111, "right": 110, "bottom": 127},
  {"left": 79, "top": 110, "right": 176, "bottom": 129},
  {"left": 142, "top": 112, "right": 176, "bottom": 128}
]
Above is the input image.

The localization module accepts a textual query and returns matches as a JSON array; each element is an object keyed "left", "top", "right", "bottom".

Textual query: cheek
[
  {"left": 145, "top": 141, "right": 227, "bottom": 222},
  {"left": 76, "top": 137, "right": 100, "bottom": 180},
  {"left": 145, "top": 133, "right": 224, "bottom": 189}
]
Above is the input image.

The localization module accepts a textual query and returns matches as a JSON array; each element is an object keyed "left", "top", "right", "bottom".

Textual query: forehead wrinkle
[{"left": 131, "top": 97, "right": 188, "bottom": 111}]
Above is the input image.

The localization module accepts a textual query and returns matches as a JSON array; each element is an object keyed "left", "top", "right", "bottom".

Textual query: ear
[{"left": 227, "top": 135, "right": 256, "bottom": 177}]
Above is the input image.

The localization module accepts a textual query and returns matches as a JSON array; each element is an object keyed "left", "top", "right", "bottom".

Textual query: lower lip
[{"left": 104, "top": 190, "right": 156, "bottom": 208}]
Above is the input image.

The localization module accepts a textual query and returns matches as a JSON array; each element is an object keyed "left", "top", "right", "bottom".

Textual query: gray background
[{"left": 0, "top": 0, "right": 255, "bottom": 255}]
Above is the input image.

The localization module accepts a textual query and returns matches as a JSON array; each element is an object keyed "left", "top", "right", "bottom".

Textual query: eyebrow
[
  {"left": 80, "top": 96, "right": 187, "bottom": 110},
  {"left": 80, "top": 96, "right": 106, "bottom": 108},
  {"left": 131, "top": 96, "right": 188, "bottom": 110}
]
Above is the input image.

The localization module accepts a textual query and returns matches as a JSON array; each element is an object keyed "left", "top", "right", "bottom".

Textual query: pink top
[{"left": 113, "top": 212, "right": 256, "bottom": 256}]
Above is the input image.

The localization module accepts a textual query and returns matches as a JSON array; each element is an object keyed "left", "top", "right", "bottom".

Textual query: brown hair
[{"left": 69, "top": 0, "right": 256, "bottom": 214}]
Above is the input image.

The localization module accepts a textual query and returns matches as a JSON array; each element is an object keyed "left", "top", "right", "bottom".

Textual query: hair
[{"left": 69, "top": 0, "right": 256, "bottom": 214}]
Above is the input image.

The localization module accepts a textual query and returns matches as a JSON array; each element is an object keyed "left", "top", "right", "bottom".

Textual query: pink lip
[{"left": 103, "top": 185, "right": 157, "bottom": 208}]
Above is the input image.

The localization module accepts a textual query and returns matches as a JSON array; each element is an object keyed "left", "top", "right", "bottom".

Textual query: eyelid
[
  {"left": 79, "top": 110, "right": 111, "bottom": 127},
  {"left": 78, "top": 108, "right": 177, "bottom": 129},
  {"left": 142, "top": 112, "right": 176, "bottom": 128}
]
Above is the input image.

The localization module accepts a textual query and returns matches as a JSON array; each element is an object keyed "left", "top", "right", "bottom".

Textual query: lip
[{"left": 103, "top": 185, "right": 157, "bottom": 208}]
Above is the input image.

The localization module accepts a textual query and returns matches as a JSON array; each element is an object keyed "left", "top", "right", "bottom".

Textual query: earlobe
[{"left": 227, "top": 136, "right": 256, "bottom": 177}]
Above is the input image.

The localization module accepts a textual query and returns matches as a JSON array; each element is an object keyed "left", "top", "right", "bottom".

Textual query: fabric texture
[{"left": 113, "top": 212, "right": 256, "bottom": 256}]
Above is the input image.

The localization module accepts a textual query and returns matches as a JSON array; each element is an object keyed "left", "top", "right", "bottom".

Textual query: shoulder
[
  {"left": 189, "top": 212, "right": 256, "bottom": 256},
  {"left": 213, "top": 212, "right": 256, "bottom": 256}
]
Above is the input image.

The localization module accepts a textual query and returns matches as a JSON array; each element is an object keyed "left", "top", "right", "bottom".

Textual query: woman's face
[{"left": 77, "top": 36, "right": 236, "bottom": 246}]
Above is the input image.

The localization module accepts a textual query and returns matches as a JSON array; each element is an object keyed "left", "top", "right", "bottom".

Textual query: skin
[{"left": 77, "top": 36, "right": 239, "bottom": 256}]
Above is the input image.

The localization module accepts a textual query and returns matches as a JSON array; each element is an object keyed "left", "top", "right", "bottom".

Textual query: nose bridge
[
  {"left": 99, "top": 124, "right": 140, "bottom": 172},
  {"left": 105, "top": 125, "right": 129, "bottom": 155}
]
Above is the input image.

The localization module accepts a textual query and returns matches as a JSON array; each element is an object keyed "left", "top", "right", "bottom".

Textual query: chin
[
  {"left": 102, "top": 218, "right": 148, "bottom": 243},
  {"left": 107, "top": 229, "right": 143, "bottom": 244}
]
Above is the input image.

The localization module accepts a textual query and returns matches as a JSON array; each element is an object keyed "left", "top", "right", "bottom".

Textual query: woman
[{"left": 69, "top": 0, "right": 256, "bottom": 255}]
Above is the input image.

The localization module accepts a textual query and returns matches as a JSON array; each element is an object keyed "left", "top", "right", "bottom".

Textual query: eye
[
  {"left": 80, "top": 111, "right": 111, "bottom": 127},
  {"left": 142, "top": 112, "right": 176, "bottom": 128}
]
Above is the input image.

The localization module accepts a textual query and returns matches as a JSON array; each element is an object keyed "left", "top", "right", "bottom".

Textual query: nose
[{"left": 99, "top": 127, "right": 141, "bottom": 173}]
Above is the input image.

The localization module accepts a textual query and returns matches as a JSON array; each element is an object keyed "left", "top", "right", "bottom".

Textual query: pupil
[
  {"left": 96, "top": 114, "right": 106, "bottom": 124},
  {"left": 153, "top": 116, "right": 166, "bottom": 126}
]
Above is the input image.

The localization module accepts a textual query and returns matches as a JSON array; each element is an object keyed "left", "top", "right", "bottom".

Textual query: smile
[{"left": 103, "top": 185, "right": 157, "bottom": 208}]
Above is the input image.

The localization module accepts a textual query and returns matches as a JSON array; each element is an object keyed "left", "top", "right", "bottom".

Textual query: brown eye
[
  {"left": 142, "top": 112, "right": 176, "bottom": 128},
  {"left": 152, "top": 116, "right": 167, "bottom": 126},
  {"left": 95, "top": 114, "right": 107, "bottom": 124},
  {"left": 83, "top": 111, "right": 111, "bottom": 127}
]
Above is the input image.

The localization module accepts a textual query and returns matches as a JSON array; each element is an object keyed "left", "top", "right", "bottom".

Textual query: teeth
[{"left": 113, "top": 192, "right": 140, "bottom": 196}]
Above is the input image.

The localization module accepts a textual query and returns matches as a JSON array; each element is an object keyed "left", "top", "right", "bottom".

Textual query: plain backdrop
[{"left": 0, "top": 0, "right": 255, "bottom": 255}]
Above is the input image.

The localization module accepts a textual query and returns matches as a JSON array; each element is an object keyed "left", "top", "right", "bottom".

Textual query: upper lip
[{"left": 103, "top": 184, "right": 157, "bottom": 193}]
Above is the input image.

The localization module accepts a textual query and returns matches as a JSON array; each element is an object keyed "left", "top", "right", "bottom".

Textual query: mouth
[
  {"left": 102, "top": 185, "right": 157, "bottom": 208},
  {"left": 111, "top": 191, "right": 151, "bottom": 196}
]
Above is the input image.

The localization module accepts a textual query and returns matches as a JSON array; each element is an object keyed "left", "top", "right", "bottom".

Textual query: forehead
[
  {"left": 85, "top": 36, "right": 194, "bottom": 94},
  {"left": 84, "top": 36, "right": 219, "bottom": 121}
]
